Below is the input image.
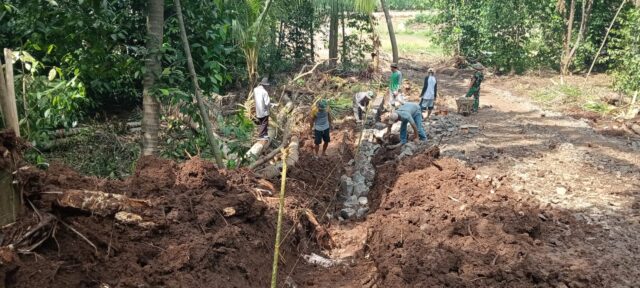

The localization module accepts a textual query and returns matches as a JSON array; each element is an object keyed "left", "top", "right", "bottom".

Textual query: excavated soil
[
  {"left": 360, "top": 147, "right": 605, "bottom": 287},
  {"left": 1, "top": 148, "right": 302, "bottom": 288}
]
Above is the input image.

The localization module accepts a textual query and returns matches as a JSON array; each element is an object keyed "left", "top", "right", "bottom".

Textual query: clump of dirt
[
  {"left": 1, "top": 151, "right": 299, "bottom": 288},
  {"left": 365, "top": 149, "right": 603, "bottom": 287}
]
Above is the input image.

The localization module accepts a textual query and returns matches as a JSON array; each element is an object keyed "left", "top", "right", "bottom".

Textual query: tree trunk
[
  {"left": 561, "top": 0, "right": 576, "bottom": 79},
  {"left": 586, "top": 0, "right": 627, "bottom": 79},
  {"left": 174, "top": 0, "right": 224, "bottom": 168},
  {"left": 328, "top": 0, "right": 339, "bottom": 66},
  {"left": 0, "top": 132, "right": 21, "bottom": 226},
  {"left": 341, "top": 4, "right": 347, "bottom": 64},
  {"left": 141, "top": 0, "right": 164, "bottom": 156},
  {"left": 1, "top": 50, "right": 20, "bottom": 136},
  {"left": 561, "top": 0, "right": 593, "bottom": 78},
  {"left": 380, "top": 0, "right": 398, "bottom": 64}
]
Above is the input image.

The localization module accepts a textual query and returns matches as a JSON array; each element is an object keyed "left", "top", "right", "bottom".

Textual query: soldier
[{"left": 465, "top": 63, "right": 485, "bottom": 113}]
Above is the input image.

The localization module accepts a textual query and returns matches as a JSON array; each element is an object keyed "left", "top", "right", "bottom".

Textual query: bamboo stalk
[
  {"left": 585, "top": 0, "right": 627, "bottom": 80},
  {"left": 1, "top": 49, "right": 20, "bottom": 136},
  {"left": 271, "top": 148, "right": 289, "bottom": 288}
]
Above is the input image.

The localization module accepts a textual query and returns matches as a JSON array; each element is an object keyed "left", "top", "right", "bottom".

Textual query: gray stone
[
  {"left": 374, "top": 122, "right": 387, "bottom": 130},
  {"left": 356, "top": 207, "right": 370, "bottom": 218},
  {"left": 340, "top": 175, "right": 354, "bottom": 198},
  {"left": 352, "top": 172, "right": 366, "bottom": 185},
  {"left": 556, "top": 187, "right": 567, "bottom": 195},
  {"left": 340, "top": 208, "right": 357, "bottom": 219},
  {"left": 344, "top": 196, "right": 359, "bottom": 208},
  {"left": 354, "top": 183, "right": 369, "bottom": 197},
  {"left": 358, "top": 197, "right": 368, "bottom": 206}
]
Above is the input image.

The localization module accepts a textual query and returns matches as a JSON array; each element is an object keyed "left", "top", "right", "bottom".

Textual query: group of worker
[{"left": 252, "top": 62, "right": 485, "bottom": 157}]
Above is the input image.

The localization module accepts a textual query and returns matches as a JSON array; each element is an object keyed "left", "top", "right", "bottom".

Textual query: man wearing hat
[
  {"left": 353, "top": 91, "right": 374, "bottom": 123},
  {"left": 254, "top": 77, "right": 272, "bottom": 140},
  {"left": 419, "top": 68, "right": 438, "bottom": 118},
  {"left": 310, "top": 99, "right": 333, "bottom": 158},
  {"left": 465, "top": 63, "right": 484, "bottom": 113},
  {"left": 383, "top": 102, "right": 427, "bottom": 145},
  {"left": 388, "top": 63, "right": 404, "bottom": 108}
]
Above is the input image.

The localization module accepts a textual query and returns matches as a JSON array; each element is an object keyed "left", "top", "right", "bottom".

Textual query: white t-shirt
[
  {"left": 422, "top": 76, "right": 437, "bottom": 100},
  {"left": 253, "top": 85, "right": 270, "bottom": 118}
]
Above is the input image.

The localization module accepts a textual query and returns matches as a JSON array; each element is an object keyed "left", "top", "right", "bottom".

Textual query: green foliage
[
  {"left": 426, "top": 0, "right": 632, "bottom": 75},
  {"left": 13, "top": 51, "right": 92, "bottom": 142},
  {"left": 610, "top": 7, "right": 640, "bottom": 96},
  {"left": 385, "top": 0, "right": 430, "bottom": 10},
  {"left": 406, "top": 13, "right": 433, "bottom": 25},
  {"left": 26, "top": 127, "right": 140, "bottom": 179}
]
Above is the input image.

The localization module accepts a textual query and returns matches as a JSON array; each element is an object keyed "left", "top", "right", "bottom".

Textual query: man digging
[
  {"left": 383, "top": 102, "right": 427, "bottom": 148},
  {"left": 310, "top": 99, "right": 332, "bottom": 158},
  {"left": 353, "top": 91, "right": 374, "bottom": 123}
]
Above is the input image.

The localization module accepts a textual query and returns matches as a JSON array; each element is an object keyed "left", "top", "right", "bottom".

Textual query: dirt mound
[
  {"left": 1, "top": 153, "right": 298, "bottom": 288},
  {"left": 365, "top": 151, "right": 602, "bottom": 287}
]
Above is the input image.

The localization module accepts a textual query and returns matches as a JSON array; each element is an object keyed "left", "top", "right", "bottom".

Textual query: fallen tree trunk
[
  {"left": 45, "top": 189, "right": 152, "bottom": 216},
  {"left": 300, "top": 208, "right": 335, "bottom": 250},
  {"left": 257, "top": 136, "right": 300, "bottom": 179}
]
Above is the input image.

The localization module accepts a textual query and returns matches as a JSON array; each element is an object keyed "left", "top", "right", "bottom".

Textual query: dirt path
[{"left": 297, "top": 64, "right": 640, "bottom": 287}]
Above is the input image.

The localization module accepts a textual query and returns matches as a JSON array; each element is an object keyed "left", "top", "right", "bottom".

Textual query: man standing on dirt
[
  {"left": 465, "top": 63, "right": 484, "bottom": 113},
  {"left": 388, "top": 63, "right": 405, "bottom": 108},
  {"left": 419, "top": 68, "right": 438, "bottom": 119},
  {"left": 384, "top": 102, "right": 427, "bottom": 145},
  {"left": 310, "top": 99, "right": 332, "bottom": 158},
  {"left": 254, "top": 77, "right": 271, "bottom": 140},
  {"left": 354, "top": 91, "right": 374, "bottom": 123}
]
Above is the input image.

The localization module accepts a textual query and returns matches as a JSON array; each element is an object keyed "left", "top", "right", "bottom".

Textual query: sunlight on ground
[{"left": 374, "top": 11, "right": 446, "bottom": 59}]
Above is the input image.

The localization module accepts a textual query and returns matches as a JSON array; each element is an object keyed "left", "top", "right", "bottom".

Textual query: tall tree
[
  {"left": 560, "top": 0, "right": 594, "bottom": 79},
  {"left": 379, "top": 0, "right": 399, "bottom": 64},
  {"left": 173, "top": 0, "right": 224, "bottom": 167},
  {"left": 142, "top": 0, "right": 164, "bottom": 156},
  {"left": 328, "top": 0, "right": 340, "bottom": 66},
  {"left": 354, "top": 0, "right": 399, "bottom": 64}
]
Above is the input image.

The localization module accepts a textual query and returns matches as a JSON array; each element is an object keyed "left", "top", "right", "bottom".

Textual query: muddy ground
[{"left": 2, "top": 60, "right": 639, "bottom": 288}]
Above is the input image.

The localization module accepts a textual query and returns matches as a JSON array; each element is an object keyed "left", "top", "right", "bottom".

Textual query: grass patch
[
  {"left": 27, "top": 126, "right": 140, "bottom": 179},
  {"left": 375, "top": 15, "right": 445, "bottom": 57}
]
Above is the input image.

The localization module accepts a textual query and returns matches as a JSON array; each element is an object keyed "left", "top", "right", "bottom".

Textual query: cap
[
  {"left": 259, "top": 77, "right": 270, "bottom": 86},
  {"left": 317, "top": 99, "right": 328, "bottom": 110}
]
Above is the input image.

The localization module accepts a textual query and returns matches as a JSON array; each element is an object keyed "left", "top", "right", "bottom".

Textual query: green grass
[
  {"left": 375, "top": 14, "right": 445, "bottom": 57},
  {"left": 531, "top": 83, "right": 614, "bottom": 115}
]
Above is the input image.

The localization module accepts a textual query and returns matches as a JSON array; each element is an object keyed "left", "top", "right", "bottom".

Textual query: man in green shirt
[
  {"left": 388, "top": 63, "right": 404, "bottom": 108},
  {"left": 465, "top": 63, "right": 485, "bottom": 113}
]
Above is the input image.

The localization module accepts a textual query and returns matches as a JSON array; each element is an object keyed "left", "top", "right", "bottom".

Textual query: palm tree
[
  {"left": 232, "top": 0, "right": 273, "bottom": 93},
  {"left": 142, "top": 0, "right": 164, "bottom": 156}
]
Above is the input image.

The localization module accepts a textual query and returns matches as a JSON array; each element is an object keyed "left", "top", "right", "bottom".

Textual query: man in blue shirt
[{"left": 384, "top": 102, "right": 427, "bottom": 144}]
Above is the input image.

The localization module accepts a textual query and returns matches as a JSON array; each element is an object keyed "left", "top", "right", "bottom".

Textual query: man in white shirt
[
  {"left": 253, "top": 77, "right": 271, "bottom": 140},
  {"left": 353, "top": 91, "right": 374, "bottom": 122},
  {"left": 419, "top": 68, "right": 438, "bottom": 118}
]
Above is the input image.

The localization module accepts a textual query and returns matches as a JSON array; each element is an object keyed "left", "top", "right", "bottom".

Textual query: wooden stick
[
  {"left": 60, "top": 219, "right": 98, "bottom": 255},
  {"left": 585, "top": 0, "right": 627, "bottom": 80},
  {"left": 271, "top": 148, "right": 289, "bottom": 288}
]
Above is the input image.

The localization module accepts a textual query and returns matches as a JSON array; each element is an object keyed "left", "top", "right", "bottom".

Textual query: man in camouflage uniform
[{"left": 465, "top": 63, "right": 485, "bottom": 113}]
